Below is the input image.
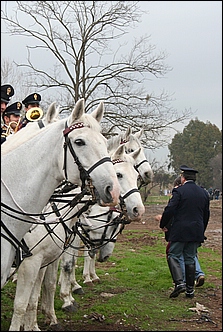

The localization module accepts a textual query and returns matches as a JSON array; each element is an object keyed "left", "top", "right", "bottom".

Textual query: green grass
[
  {"left": 1, "top": 229, "right": 222, "bottom": 331},
  {"left": 143, "top": 195, "right": 170, "bottom": 205}
]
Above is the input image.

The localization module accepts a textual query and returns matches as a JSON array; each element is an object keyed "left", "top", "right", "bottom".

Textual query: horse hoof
[
  {"left": 62, "top": 303, "right": 79, "bottom": 313},
  {"left": 92, "top": 278, "right": 100, "bottom": 283},
  {"left": 73, "top": 287, "right": 85, "bottom": 295}
]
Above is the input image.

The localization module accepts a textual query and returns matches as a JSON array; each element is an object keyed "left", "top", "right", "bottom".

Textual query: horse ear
[
  {"left": 90, "top": 101, "right": 104, "bottom": 123},
  {"left": 134, "top": 129, "right": 143, "bottom": 140},
  {"left": 46, "top": 102, "right": 59, "bottom": 123},
  {"left": 111, "top": 144, "right": 125, "bottom": 161},
  {"left": 123, "top": 126, "right": 132, "bottom": 141},
  {"left": 129, "top": 147, "right": 141, "bottom": 161},
  {"left": 69, "top": 99, "right": 85, "bottom": 123}
]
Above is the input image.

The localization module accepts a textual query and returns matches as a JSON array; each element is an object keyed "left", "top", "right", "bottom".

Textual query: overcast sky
[
  {"left": 137, "top": 1, "right": 222, "bottom": 161},
  {"left": 1, "top": 1, "right": 222, "bottom": 162}
]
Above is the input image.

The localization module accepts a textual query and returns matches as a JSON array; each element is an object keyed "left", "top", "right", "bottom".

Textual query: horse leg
[
  {"left": 70, "top": 237, "right": 84, "bottom": 295},
  {"left": 9, "top": 259, "right": 42, "bottom": 331},
  {"left": 71, "top": 259, "right": 85, "bottom": 295},
  {"left": 59, "top": 251, "right": 79, "bottom": 312},
  {"left": 40, "top": 260, "right": 60, "bottom": 327},
  {"left": 89, "top": 254, "right": 100, "bottom": 283},
  {"left": 23, "top": 267, "right": 47, "bottom": 331},
  {"left": 83, "top": 249, "right": 93, "bottom": 286}
]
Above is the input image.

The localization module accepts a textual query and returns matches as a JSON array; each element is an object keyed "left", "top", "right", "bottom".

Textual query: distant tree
[
  {"left": 1, "top": 1, "right": 193, "bottom": 150},
  {"left": 168, "top": 119, "right": 222, "bottom": 188},
  {"left": 142, "top": 160, "right": 176, "bottom": 201},
  {"left": 209, "top": 153, "right": 222, "bottom": 191}
]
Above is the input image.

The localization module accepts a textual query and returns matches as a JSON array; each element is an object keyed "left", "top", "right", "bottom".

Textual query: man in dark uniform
[
  {"left": 1, "top": 84, "right": 14, "bottom": 114},
  {"left": 159, "top": 165, "right": 210, "bottom": 298},
  {"left": 1, "top": 101, "right": 22, "bottom": 144},
  {"left": 19, "top": 92, "right": 42, "bottom": 129}
]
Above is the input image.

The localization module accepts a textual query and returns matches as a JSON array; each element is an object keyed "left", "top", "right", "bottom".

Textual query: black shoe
[
  {"left": 185, "top": 290, "right": 194, "bottom": 298},
  {"left": 196, "top": 275, "right": 205, "bottom": 287},
  {"left": 170, "top": 283, "right": 186, "bottom": 298}
]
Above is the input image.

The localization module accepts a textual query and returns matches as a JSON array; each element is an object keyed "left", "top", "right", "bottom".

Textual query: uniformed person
[
  {"left": 1, "top": 84, "right": 15, "bottom": 114},
  {"left": 19, "top": 92, "right": 42, "bottom": 129},
  {"left": 1, "top": 101, "right": 22, "bottom": 144},
  {"left": 159, "top": 165, "right": 210, "bottom": 298}
]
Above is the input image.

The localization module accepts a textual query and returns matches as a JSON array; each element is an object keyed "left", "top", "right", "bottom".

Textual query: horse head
[
  {"left": 63, "top": 98, "right": 120, "bottom": 206},
  {"left": 107, "top": 126, "right": 153, "bottom": 187},
  {"left": 110, "top": 144, "right": 145, "bottom": 221}
]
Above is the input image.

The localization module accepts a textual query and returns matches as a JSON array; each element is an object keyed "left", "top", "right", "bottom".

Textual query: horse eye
[
  {"left": 74, "top": 139, "right": 85, "bottom": 146},
  {"left": 116, "top": 173, "right": 123, "bottom": 179}
]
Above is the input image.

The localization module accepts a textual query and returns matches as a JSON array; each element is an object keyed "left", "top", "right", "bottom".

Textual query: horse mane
[{"left": 107, "top": 134, "right": 124, "bottom": 153}]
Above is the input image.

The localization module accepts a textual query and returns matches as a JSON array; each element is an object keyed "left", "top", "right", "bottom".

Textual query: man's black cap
[
  {"left": 1, "top": 84, "right": 14, "bottom": 103},
  {"left": 3, "top": 102, "right": 22, "bottom": 116},
  {"left": 180, "top": 165, "right": 198, "bottom": 174},
  {"left": 22, "top": 93, "right": 41, "bottom": 105}
]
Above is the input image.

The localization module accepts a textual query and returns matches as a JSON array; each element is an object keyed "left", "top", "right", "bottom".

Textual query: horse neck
[{"left": 1, "top": 123, "right": 66, "bottom": 214}]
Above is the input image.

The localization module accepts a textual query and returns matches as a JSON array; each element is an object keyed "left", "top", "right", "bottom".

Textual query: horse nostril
[
  {"left": 105, "top": 186, "right": 112, "bottom": 199},
  {"left": 145, "top": 172, "right": 152, "bottom": 182},
  {"left": 133, "top": 207, "right": 139, "bottom": 216}
]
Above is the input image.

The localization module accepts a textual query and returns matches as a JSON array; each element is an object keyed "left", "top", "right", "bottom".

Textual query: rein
[{"left": 73, "top": 209, "right": 125, "bottom": 252}]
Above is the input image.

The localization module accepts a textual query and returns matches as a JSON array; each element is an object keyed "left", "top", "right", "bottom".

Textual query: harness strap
[
  {"left": 87, "top": 157, "right": 112, "bottom": 174},
  {"left": 37, "top": 119, "right": 45, "bottom": 129},
  {"left": 1, "top": 221, "right": 32, "bottom": 257},
  {"left": 121, "top": 188, "right": 139, "bottom": 200},
  {"left": 134, "top": 159, "right": 150, "bottom": 171}
]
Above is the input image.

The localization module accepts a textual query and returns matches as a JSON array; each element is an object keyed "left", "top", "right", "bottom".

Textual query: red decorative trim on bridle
[
  {"left": 112, "top": 159, "right": 124, "bottom": 165},
  {"left": 63, "top": 122, "right": 88, "bottom": 136}
]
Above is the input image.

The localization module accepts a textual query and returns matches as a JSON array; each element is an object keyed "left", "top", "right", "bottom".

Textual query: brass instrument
[
  {"left": 25, "top": 107, "right": 44, "bottom": 121},
  {"left": 1, "top": 121, "right": 20, "bottom": 137}
]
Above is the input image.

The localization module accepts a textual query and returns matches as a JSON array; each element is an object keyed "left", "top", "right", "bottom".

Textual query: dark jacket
[{"left": 160, "top": 181, "right": 210, "bottom": 243}]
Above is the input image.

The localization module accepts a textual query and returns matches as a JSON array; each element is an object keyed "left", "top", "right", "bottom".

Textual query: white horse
[
  {"left": 58, "top": 126, "right": 153, "bottom": 297},
  {"left": 108, "top": 126, "right": 153, "bottom": 187},
  {"left": 9, "top": 144, "right": 145, "bottom": 331},
  {"left": 1, "top": 98, "right": 120, "bottom": 289}
]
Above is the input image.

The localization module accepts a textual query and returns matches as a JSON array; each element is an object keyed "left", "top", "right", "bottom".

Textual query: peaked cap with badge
[
  {"left": 22, "top": 93, "right": 41, "bottom": 106},
  {"left": 1, "top": 84, "right": 15, "bottom": 103},
  {"left": 180, "top": 165, "right": 198, "bottom": 175},
  {"left": 3, "top": 102, "right": 22, "bottom": 116}
]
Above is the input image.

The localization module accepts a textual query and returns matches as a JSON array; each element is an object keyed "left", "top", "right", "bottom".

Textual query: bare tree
[
  {"left": 1, "top": 1, "right": 193, "bottom": 149},
  {"left": 1, "top": 58, "right": 30, "bottom": 104}
]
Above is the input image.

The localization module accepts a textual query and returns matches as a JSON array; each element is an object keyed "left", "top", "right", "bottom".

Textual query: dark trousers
[{"left": 168, "top": 241, "right": 198, "bottom": 265}]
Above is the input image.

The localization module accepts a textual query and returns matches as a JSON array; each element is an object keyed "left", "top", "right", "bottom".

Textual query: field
[{"left": 1, "top": 199, "right": 222, "bottom": 331}]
